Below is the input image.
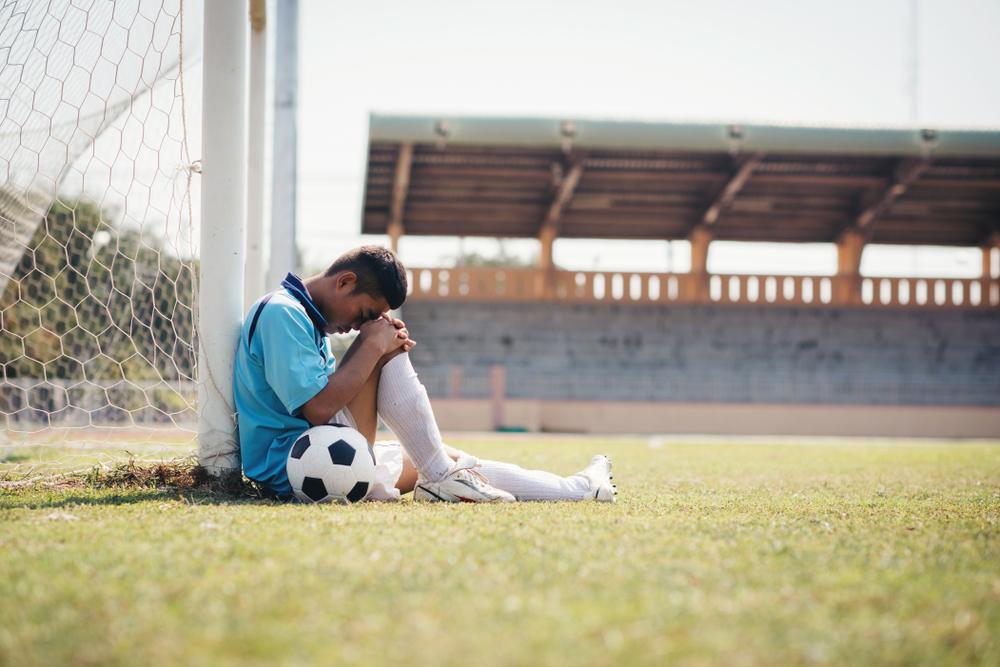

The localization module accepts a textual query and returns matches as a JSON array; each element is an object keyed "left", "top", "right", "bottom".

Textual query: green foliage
[
  {"left": 1, "top": 436, "right": 998, "bottom": 666},
  {"left": 452, "top": 247, "right": 539, "bottom": 268},
  {"left": 0, "top": 198, "right": 197, "bottom": 384}
]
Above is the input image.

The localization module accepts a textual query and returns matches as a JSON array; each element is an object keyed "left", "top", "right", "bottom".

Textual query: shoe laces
[{"left": 454, "top": 463, "right": 491, "bottom": 490}]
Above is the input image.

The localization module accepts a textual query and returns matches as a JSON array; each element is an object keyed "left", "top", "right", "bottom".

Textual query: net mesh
[{"left": 0, "top": 0, "right": 201, "bottom": 476}]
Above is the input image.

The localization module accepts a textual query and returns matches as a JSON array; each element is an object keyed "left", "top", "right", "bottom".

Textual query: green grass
[{"left": 1, "top": 435, "right": 999, "bottom": 667}]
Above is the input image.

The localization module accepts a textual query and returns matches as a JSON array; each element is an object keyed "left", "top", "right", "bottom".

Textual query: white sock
[
  {"left": 473, "top": 459, "right": 591, "bottom": 501},
  {"left": 377, "top": 353, "right": 454, "bottom": 482},
  {"left": 330, "top": 407, "right": 358, "bottom": 430}
]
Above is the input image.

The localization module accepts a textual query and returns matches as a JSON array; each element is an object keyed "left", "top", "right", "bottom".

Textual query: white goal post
[{"left": 196, "top": 0, "right": 247, "bottom": 475}]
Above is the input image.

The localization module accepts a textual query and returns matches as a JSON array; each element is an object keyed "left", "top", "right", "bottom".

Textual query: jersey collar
[{"left": 280, "top": 273, "right": 328, "bottom": 333}]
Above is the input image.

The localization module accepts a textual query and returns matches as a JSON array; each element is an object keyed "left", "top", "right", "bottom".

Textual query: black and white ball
[{"left": 286, "top": 424, "right": 376, "bottom": 503}]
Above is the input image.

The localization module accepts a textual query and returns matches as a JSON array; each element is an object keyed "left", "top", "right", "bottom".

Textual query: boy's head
[
  {"left": 325, "top": 245, "right": 407, "bottom": 308},
  {"left": 318, "top": 246, "right": 407, "bottom": 334}
]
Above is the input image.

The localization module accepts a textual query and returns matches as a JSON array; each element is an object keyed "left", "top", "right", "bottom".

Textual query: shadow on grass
[
  {"left": 1, "top": 490, "right": 279, "bottom": 510},
  {"left": 0, "top": 459, "right": 281, "bottom": 509}
]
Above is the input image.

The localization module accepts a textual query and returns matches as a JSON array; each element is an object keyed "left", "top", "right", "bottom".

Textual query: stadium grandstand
[{"left": 362, "top": 115, "right": 1000, "bottom": 437}]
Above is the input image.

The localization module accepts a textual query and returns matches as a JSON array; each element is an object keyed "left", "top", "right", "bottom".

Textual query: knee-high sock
[
  {"left": 377, "top": 353, "right": 454, "bottom": 482},
  {"left": 473, "top": 459, "right": 591, "bottom": 501}
]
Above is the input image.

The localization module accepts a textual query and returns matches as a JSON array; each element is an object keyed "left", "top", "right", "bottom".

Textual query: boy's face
[{"left": 325, "top": 273, "right": 389, "bottom": 335}]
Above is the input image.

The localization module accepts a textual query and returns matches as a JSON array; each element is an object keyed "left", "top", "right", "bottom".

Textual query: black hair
[{"left": 324, "top": 245, "right": 408, "bottom": 309}]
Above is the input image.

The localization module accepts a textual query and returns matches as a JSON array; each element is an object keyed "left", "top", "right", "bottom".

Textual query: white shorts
[{"left": 332, "top": 409, "right": 404, "bottom": 502}]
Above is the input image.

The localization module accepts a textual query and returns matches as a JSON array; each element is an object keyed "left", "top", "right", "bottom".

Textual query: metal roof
[{"left": 362, "top": 114, "right": 1000, "bottom": 246}]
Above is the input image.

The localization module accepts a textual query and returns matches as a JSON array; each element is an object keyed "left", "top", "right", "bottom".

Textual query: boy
[{"left": 233, "top": 246, "right": 616, "bottom": 503}]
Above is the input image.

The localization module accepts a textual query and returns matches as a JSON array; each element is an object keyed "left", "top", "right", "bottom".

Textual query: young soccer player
[{"left": 233, "top": 245, "right": 616, "bottom": 503}]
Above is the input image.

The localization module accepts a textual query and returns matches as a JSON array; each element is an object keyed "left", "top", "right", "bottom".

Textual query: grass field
[{"left": 2, "top": 434, "right": 999, "bottom": 667}]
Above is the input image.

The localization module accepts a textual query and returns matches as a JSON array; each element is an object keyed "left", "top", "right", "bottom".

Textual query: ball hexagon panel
[
  {"left": 324, "top": 464, "right": 355, "bottom": 499},
  {"left": 327, "top": 439, "right": 356, "bottom": 466},
  {"left": 286, "top": 456, "right": 305, "bottom": 490}
]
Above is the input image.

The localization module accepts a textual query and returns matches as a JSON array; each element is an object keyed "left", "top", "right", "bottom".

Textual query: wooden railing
[{"left": 406, "top": 267, "right": 1000, "bottom": 309}]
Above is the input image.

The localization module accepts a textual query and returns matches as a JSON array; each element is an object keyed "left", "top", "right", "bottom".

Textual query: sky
[{"left": 296, "top": 0, "right": 1000, "bottom": 276}]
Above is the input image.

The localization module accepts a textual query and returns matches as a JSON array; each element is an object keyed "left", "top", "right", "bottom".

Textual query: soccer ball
[{"left": 286, "top": 424, "right": 376, "bottom": 504}]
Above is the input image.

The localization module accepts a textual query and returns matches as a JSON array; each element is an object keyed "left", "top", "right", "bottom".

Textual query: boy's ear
[{"left": 335, "top": 271, "right": 357, "bottom": 291}]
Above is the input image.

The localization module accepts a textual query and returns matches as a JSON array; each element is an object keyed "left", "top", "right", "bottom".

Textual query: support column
[
  {"left": 490, "top": 365, "right": 506, "bottom": 431},
  {"left": 537, "top": 158, "right": 582, "bottom": 299},
  {"left": 538, "top": 225, "right": 557, "bottom": 298},
  {"left": 387, "top": 222, "right": 403, "bottom": 253},
  {"left": 245, "top": 0, "right": 267, "bottom": 310},
  {"left": 983, "top": 234, "right": 1000, "bottom": 279},
  {"left": 198, "top": 0, "right": 248, "bottom": 475},
  {"left": 539, "top": 225, "right": 556, "bottom": 271},
  {"left": 836, "top": 228, "right": 865, "bottom": 305},
  {"left": 448, "top": 366, "right": 464, "bottom": 399},
  {"left": 687, "top": 225, "right": 712, "bottom": 301},
  {"left": 986, "top": 236, "right": 1000, "bottom": 308},
  {"left": 387, "top": 143, "right": 413, "bottom": 255},
  {"left": 267, "top": 0, "right": 299, "bottom": 288}
]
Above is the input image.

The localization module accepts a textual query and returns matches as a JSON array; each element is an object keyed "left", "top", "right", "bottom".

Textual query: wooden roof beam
[
  {"left": 539, "top": 158, "right": 584, "bottom": 271},
  {"left": 917, "top": 177, "right": 1000, "bottom": 190},
  {"left": 543, "top": 160, "right": 585, "bottom": 230},
  {"left": 701, "top": 152, "right": 765, "bottom": 227},
  {"left": 854, "top": 157, "right": 931, "bottom": 232},
  {"left": 982, "top": 225, "right": 1000, "bottom": 248}
]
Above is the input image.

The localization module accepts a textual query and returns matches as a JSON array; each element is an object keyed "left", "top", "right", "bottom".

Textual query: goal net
[{"left": 0, "top": 0, "right": 204, "bottom": 476}]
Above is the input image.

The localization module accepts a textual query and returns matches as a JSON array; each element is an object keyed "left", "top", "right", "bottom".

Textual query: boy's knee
[{"left": 376, "top": 347, "right": 406, "bottom": 371}]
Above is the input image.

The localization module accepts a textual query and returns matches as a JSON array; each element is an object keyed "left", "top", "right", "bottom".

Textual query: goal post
[
  {"left": 245, "top": 0, "right": 269, "bottom": 312},
  {"left": 197, "top": 0, "right": 249, "bottom": 475}
]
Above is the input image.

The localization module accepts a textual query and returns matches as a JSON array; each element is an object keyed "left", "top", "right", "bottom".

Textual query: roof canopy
[{"left": 362, "top": 114, "right": 1000, "bottom": 246}]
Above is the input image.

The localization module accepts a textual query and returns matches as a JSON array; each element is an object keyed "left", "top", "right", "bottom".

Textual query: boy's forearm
[{"left": 301, "top": 339, "right": 381, "bottom": 425}]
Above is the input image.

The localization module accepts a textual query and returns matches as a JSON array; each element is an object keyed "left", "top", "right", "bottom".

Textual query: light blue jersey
[{"left": 233, "top": 274, "right": 334, "bottom": 496}]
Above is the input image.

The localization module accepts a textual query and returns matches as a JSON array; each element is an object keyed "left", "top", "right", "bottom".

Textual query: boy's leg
[
  {"left": 394, "top": 445, "right": 614, "bottom": 502},
  {"left": 394, "top": 448, "right": 458, "bottom": 494},
  {"left": 343, "top": 347, "right": 487, "bottom": 484},
  {"left": 477, "top": 457, "right": 615, "bottom": 501},
  {"left": 376, "top": 353, "right": 514, "bottom": 502},
  {"left": 375, "top": 352, "right": 455, "bottom": 482},
  {"left": 341, "top": 345, "right": 400, "bottom": 444},
  {"left": 341, "top": 344, "right": 612, "bottom": 502}
]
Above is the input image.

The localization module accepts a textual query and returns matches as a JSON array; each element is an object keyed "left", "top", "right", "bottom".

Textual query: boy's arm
[{"left": 300, "top": 317, "right": 410, "bottom": 425}]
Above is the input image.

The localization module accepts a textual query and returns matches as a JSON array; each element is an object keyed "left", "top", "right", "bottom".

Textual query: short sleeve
[{"left": 255, "top": 303, "right": 329, "bottom": 414}]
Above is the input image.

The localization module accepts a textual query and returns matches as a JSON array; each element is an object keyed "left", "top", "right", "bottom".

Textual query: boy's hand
[
  {"left": 380, "top": 313, "right": 417, "bottom": 352},
  {"left": 358, "top": 316, "right": 414, "bottom": 355}
]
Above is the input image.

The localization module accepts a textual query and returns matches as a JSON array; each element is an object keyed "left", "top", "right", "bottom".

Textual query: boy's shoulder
[
  {"left": 247, "top": 289, "right": 312, "bottom": 336},
  {"left": 263, "top": 289, "right": 303, "bottom": 312}
]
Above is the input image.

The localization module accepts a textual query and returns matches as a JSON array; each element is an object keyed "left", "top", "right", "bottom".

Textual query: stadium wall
[{"left": 404, "top": 301, "right": 1000, "bottom": 437}]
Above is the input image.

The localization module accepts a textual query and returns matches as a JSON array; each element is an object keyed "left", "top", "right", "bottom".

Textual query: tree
[
  {"left": 0, "top": 196, "right": 197, "bottom": 390},
  {"left": 451, "top": 245, "right": 540, "bottom": 268}
]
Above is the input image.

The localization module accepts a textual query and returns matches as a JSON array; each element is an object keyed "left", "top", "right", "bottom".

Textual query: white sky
[{"left": 293, "top": 0, "right": 1000, "bottom": 277}]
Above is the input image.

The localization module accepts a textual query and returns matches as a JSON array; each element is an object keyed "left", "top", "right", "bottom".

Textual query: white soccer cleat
[
  {"left": 414, "top": 464, "right": 516, "bottom": 503},
  {"left": 576, "top": 454, "right": 617, "bottom": 502}
]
